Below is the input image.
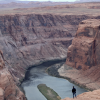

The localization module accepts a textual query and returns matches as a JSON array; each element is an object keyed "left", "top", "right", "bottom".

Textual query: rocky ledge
[{"left": 62, "top": 89, "right": 100, "bottom": 100}]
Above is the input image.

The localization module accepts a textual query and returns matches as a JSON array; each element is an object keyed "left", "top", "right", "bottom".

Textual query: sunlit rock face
[{"left": 66, "top": 19, "right": 100, "bottom": 70}]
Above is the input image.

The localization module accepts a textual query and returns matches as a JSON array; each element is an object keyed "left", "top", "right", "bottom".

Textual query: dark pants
[{"left": 73, "top": 92, "right": 76, "bottom": 98}]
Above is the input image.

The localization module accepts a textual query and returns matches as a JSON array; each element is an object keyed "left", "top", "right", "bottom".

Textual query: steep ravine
[
  {"left": 0, "top": 14, "right": 99, "bottom": 99},
  {"left": 0, "top": 14, "right": 92, "bottom": 82}
]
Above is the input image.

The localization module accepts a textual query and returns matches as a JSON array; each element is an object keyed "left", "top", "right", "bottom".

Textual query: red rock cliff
[
  {"left": 59, "top": 19, "right": 100, "bottom": 90},
  {"left": 62, "top": 89, "right": 100, "bottom": 100},
  {"left": 0, "top": 50, "right": 26, "bottom": 100},
  {"left": 66, "top": 19, "right": 100, "bottom": 70}
]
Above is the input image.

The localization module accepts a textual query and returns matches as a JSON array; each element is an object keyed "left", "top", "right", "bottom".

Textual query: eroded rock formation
[
  {"left": 66, "top": 19, "right": 100, "bottom": 70},
  {"left": 0, "top": 50, "right": 26, "bottom": 100},
  {"left": 58, "top": 19, "right": 100, "bottom": 91},
  {"left": 0, "top": 14, "right": 91, "bottom": 99},
  {"left": 62, "top": 89, "right": 100, "bottom": 100},
  {"left": 0, "top": 14, "right": 91, "bottom": 82}
]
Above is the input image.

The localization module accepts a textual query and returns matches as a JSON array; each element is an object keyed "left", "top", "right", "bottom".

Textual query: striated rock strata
[
  {"left": 1, "top": 10, "right": 100, "bottom": 99},
  {"left": 0, "top": 50, "right": 26, "bottom": 100},
  {"left": 0, "top": 14, "right": 91, "bottom": 99},
  {"left": 59, "top": 19, "right": 100, "bottom": 90},
  {"left": 59, "top": 19, "right": 100, "bottom": 100},
  {"left": 0, "top": 14, "right": 91, "bottom": 82},
  {"left": 66, "top": 19, "right": 100, "bottom": 70}
]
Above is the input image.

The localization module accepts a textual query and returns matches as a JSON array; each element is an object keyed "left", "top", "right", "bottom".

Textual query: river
[{"left": 21, "top": 60, "right": 87, "bottom": 100}]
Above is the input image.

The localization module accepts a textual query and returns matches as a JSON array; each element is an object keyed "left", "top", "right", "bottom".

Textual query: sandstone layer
[
  {"left": 0, "top": 50, "right": 26, "bottom": 100},
  {"left": 59, "top": 19, "right": 100, "bottom": 100},
  {"left": 0, "top": 5, "right": 100, "bottom": 99},
  {"left": 0, "top": 14, "right": 91, "bottom": 82},
  {"left": 66, "top": 19, "right": 100, "bottom": 71}
]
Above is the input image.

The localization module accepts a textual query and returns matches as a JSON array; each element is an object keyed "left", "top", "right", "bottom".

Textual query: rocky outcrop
[
  {"left": 62, "top": 89, "right": 100, "bottom": 100},
  {"left": 0, "top": 50, "right": 26, "bottom": 100},
  {"left": 66, "top": 19, "right": 100, "bottom": 70},
  {"left": 58, "top": 19, "right": 100, "bottom": 91},
  {"left": 58, "top": 63, "right": 100, "bottom": 90}
]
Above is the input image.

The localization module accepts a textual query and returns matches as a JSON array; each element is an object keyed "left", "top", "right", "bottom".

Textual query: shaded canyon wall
[
  {"left": 0, "top": 50, "right": 26, "bottom": 100},
  {"left": 0, "top": 14, "right": 91, "bottom": 81}
]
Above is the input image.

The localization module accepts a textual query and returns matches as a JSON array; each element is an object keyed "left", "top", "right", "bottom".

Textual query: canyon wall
[
  {"left": 0, "top": 14, "right": 99, "bottom": 100},
  {"left": 66, "top": 19, "right": 100, "bottom": 70},
  {"left": 59, "top": 19, "right": 100, "bottom": 91},
  {"left": 0, "top": 14, "right": 91, "bottom": 81},
  {"left": 0, "top": 50, "right": 26, "bottom": 100}
]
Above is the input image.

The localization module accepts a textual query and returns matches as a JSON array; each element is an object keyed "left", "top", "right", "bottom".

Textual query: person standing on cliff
[{"left": 72, "top": 86, "right": 76, "bottom": 98}]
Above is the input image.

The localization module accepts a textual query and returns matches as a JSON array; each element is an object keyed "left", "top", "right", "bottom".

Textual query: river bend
[{"left": 21, "top": 60, "right": 87, "bottom": 100}]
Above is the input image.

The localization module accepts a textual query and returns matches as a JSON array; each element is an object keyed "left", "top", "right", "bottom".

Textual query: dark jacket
[{"left": 72, "top": 88, "right": 76, "bottom": 93}]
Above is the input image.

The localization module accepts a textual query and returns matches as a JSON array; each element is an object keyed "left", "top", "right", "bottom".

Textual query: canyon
[
  {"left": 0, "top": 2, "right": 100, "bottom": 100},
  {"left": 0, "top": 10, "right": 82, "bottom": 100}
]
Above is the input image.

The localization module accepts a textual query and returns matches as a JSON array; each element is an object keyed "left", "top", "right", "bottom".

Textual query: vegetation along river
[{"left": 21, "top": 59, "right": 87, "bottom": 100}]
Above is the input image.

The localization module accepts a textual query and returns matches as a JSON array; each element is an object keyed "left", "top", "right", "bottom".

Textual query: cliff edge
[
  {"left": 66, "top": 19, "right": 100, "bottom": 70},
  {"left": 0, "top": 50, "right": 26, "bottom": 100},
  {"left": 62, "top": 89, "right": 100, "bottom": 100}
]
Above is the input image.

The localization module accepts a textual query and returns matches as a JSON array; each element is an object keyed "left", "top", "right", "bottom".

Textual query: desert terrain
[
  {"left": 0, "top": 2, "right": 100, "bottom": 15},
  {"left": 0, "top": 1, "right": 100, "bottom": 100}
]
